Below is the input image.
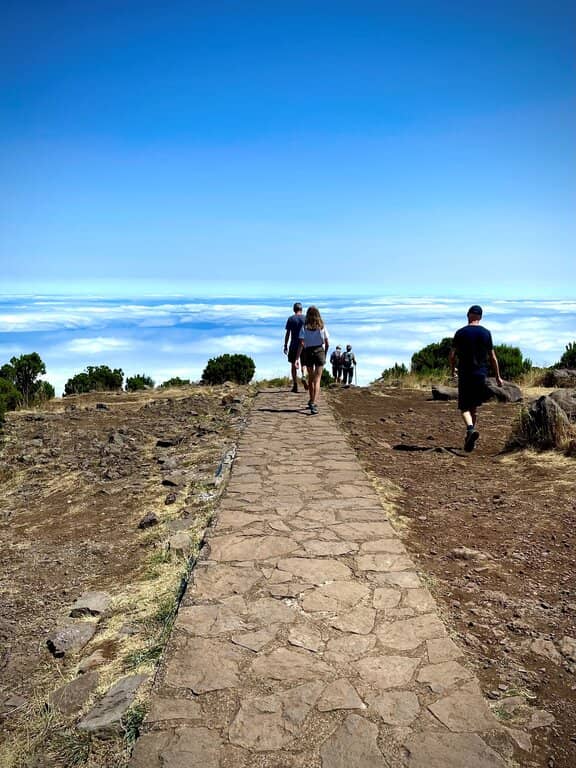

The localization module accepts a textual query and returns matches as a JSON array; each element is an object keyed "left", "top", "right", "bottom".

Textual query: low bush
[
  {"left": 411, "top": 338, "right": 452, "bottom": 375},
  {"left": 380, "top": 363, "right": 408, "bottom": 383},
  {"left": 126, "top": 374, "right": 155, "bottom": 391},
  {"left": 160, "top": 377, "right": 191, "bottom": 388},
  {"left": 202, "top": 354, "right": 255, "bottom": 385},
  {"left": 493, "top": 344, "right": 531, "bottom": 381}
]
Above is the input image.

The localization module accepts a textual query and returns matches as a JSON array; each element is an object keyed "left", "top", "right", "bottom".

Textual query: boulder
[
  {"left": 431, "top": 386, "right": 458, "bottom": 401},
  {"left": 47, "top": 623, "right": 97, "bottom": 658},
  {"left": 506, "top": 395, "right": 571, "bottom": 451},
  {"left": 69, "top": 591, "right": 111, "bottom": 618},
  {"left": 484, "top": 378, "right": 522, "bottom": 403},
  {"left": 49, "top": 672, "right": 100, "bottom": 715},
  {"left": 549, "top": 389, "right": 576, "bottom": 421},
  {"left": 543, "top": 368, "right": 576, "bottom": 388},
  {"left": 78, "top": 674, "right": 147, "bottom": 737}
]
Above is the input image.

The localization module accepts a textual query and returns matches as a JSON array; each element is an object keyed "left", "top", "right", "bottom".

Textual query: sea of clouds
[{"left": 1, "top": 293, "right": 575, "bottom": 395}]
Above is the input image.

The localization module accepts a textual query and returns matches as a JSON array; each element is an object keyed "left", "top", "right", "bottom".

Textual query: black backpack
[{"left": 342, "top": 350, "right": 354, "bottom": 368}]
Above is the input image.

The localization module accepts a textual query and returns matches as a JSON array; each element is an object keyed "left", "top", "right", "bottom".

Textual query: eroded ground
[
  {"left": 328, "top": 385, "right": 576, "bottom": 768},
  {"left": 0, "top": 386, "right": 249, "bottom": 766}
]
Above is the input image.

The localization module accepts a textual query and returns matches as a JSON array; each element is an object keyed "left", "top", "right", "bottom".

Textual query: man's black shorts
[
  {"left": 301, "top": 345, "right": 326, "bottom": 367},
  {"left": 287, "top": 345, "right": 300, "bottom": 363},
  {"left": 458, "top": 373, "right": 489, "bottom": 411}
]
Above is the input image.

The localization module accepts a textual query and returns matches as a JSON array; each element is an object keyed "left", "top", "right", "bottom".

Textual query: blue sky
[{"left": 1, "top": 1, "right": 575, "bottom": 296}]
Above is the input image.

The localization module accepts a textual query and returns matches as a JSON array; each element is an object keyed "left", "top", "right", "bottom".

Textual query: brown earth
[
  {"left": 328, "top": 385, "right": 576, "bottom": 768},
  {"left": 0, "top": 386, "right": 249, "bottom": 766}
]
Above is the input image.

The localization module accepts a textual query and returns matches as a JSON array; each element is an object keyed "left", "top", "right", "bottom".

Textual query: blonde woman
[{"left": 297, "top": 306, "right": 329, "bottom": 415}]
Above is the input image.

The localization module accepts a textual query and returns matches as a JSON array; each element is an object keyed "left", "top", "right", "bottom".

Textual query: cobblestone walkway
[{"left": 131, "top": 389, "right": 524, "bottom": 767}]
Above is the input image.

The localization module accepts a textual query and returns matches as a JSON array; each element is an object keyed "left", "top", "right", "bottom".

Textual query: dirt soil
[
  {"left": 0, "top": 386, "right": 249, "bottom": 765},
  {"left": 328, "top": 385, "right": 576, "bottom": 768}
]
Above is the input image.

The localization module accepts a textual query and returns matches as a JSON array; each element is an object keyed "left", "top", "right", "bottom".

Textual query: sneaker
[
  {"left": 291, "top": 383, "right": 298, "bottom": 393},
  {"left": 464, "top": 429, "right": 479, "bottom": 452},
  {"left": 310, "top": 404, "right": 319, "bottom": 415},
  {"left": 307, "top": 400, "right": 313, "bottom": 409}
]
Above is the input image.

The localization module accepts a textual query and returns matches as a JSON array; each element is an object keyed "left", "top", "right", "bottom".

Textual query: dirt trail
[{"left": 328, "top": 385, "right": 576, "bottom": 768}]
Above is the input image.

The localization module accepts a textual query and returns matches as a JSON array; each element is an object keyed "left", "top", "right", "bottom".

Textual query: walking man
[
  {"left": 449, "top": 305, "right": 503, "bottom": 452},
  {"left": 284, "top": 302, "right": 307, "bottom": 393},
  {"left": 330, "top": 346, "right": 343, "bottom": 383},
  {"left": 341, "top": 344, "right": 356, "bottom": 387}
]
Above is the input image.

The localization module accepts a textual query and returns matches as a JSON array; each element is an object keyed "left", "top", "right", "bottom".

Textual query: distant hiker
[
  {"left": 330, "top": 346, "right": 343, "bottom": 383},
  {"left": 449, "top": 305, "right": 503, "bottom": 452},
  {"left": 284, "top": 302, "right": 307, "bottom": 393},
  {"left": 341, "top": 344, "right": 356, "bottom": 387},
  {"left": 297, "top": 306, "right": 329, "bottom": 415}
]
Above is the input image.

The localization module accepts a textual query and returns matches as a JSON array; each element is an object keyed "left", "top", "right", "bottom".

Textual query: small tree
[
  {"left": 556, "top": 341, "right": 576, "bottom": 369},
  {"left": 493, "top": 344, "right": 532, "bottom": 381},
  {"left": 380, "top": 363, "right": 408, "bottom": 382},
  {"left": 160, "top": 377, "right": 191, "bottom": 388},
  {"left": 202, "top": 354, "right": 255, "bottom": 385},
  {"left": 65, "top": 365, "right": 124, "bottom": 395},
  {"left": 411, "top": 338, "right": 453, "bottom": 375},
  {"left": 0, "top": 378, "right": 21, "bottom": 422},
  {"left": 126, "top": 374, "right": 155, "bottom": 391},
  {"left": 2, "top": 353, "right": 47, "bottom": 406},
  {"left": 36, "top": 381, "right": 56, "bottom": 402}
]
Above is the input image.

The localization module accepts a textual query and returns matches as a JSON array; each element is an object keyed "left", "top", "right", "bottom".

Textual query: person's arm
[
  {"left": 490, "top": 350, "right": 503, "bottom": 387},
  {"left": 324, "top": 330, "right": 329, "bottom": 354},
  {"left": 283, "top": 327, "right": 290, "bottom": 354},
  {"left": 449, "top": 347, "right": 457, "bottom": 377}
]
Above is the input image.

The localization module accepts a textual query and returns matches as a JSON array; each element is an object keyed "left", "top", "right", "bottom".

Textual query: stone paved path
[{"left": 131, "top": 390, "right": 526, "bottom": 767}]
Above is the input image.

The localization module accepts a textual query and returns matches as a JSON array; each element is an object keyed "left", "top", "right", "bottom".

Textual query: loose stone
[{"left": 78, "top": 674, "right": 147, "bottom": 737}]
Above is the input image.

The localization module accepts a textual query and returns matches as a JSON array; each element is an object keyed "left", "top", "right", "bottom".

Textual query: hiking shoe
[
  {"left": 291, "top": 383, "right": 298, "bottom": 393},
  {"left": 307, "top": 400, "right": 313, "bottom": 409},
  {"left": 310, "top": 404, "right": 319, "bottom": 415},
  {"left": 464, "top": 429, "right": 479, "bottom": 452}
]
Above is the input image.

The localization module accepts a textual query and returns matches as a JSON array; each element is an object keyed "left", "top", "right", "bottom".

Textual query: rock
[
  {"left": 178, "top": 604, "right": 247, "bottom": 636},
  {"left": 428, "top": 686, "right": 498, "bottom": 731},
  {"left": 426, "top": 637, "right": 463, "bottom": 664},
  {"left": 162, "top": 473, "right": 184, "bottom": 487},
  {"left": 560, "top": 635, "right": 576, "bottom": 661},
  {"left": 355, "top": 553, "right": 414, "bottom": 572},
  {"left": 49, "top": 672, "right": 100, "bottom": 715},
  {"left": 156, "top": 437, "right": 180, "bottom": 447},
  {"left": 317, "top": 679, "right": 365, "bottom": 711},
  {"left": 78, "top": 674, "right": 147, "bottom": 737},
  {"left": 550, "top": 389, "right": 576, "bottom": 420},
  {"left": 231, "top": 627, "right": 277, "bottom": 652},
  {"left": 496, "top": 695, "right": 526, "bottom": 715},
  {"left": 371, "top": 690, "right": 420, "bottom": 725},
  {"left": 69, "top": 591, "right": 111, "bottom": 618},
  {"left": 373, "top": 587, "right": 402, "bottom": 610},
  {"left": 404, "top": 732, "right": 507, "bottom": 767},
  {"left": 377, "top": 614, "right": 446, "bottom": 651},
  {"left": 131, "top": 727, "right": 222, "bottom": 768},
  {"left": 507, "top": 395, "right": 571, "bottom": 451},
  {"left": 78, "top": 649, "right": 107, "bottom": 672},
  {"left": 450, "top": 546, "right": 489, "bottom": 561},
  {"left": 417, "top": 661, "right": 474, "bottom": 693},
  {"left": 168, "top": 532, "right": 193, "bottom": 557},
  {"left": 320, "top": 714, "right": 388, "bottom": 767},
  {"left": 325, "top": 634, "right": 376, "bottom": 663},
  {"left": 247, "top": 597, "right": 298, "bottom": 625},
  {"left": 192, "top": 564, "right": 260, "bottom": 598},
  {"left": 276, "top": 557, "right": 352, "bottom": 584},
  {"left": 331, "top": 521, "right": 396, "bottom": 541},
  {"left": 165, "top": 492, "right": 178, "bottom": 505},
  {"left": 527, "top": 709, "right": 555, "bottom": 730},
  {"left": 138, "top": 513, "right": 159, "bottom": 529},
  {"left": 0, "top": 693, "right": 27, "bottom": 715},
  {"left": 330, "top": 607, "right": 376, "bottom": 635},
  {"left": 302, "top": 540, "right": 359, "bottom": 556},
  {"left": 301, "top": 581, "right": 370, "bottom": 612},
  {"left": 431, "top": 385, "right": 458, "bottom": 401},
  {"left": 146, "top": 698, "right": 202, "bottom": 723},
  {"left": 165, "top": 638, "right": 244, "bottom": 693},
  {"left": 543, "top": 369, "right": 576, "bottom": 389},
  {"left": 209, "top": 535, "right": 298, "bottom": 562},
  {"left": 229, "top": 681, "right": 324, "bottom": 751},
  {"left": 95, "top": 403, "right": 109, "bottom": 410},
  {"left": 485, "top": 378, "right": 522, "bottom": 403},
  {"left": 288, "top": 624, "right": 324, "bottom": 652},
  {"left": 530, "top": 639, "right": 562, "bottom": 665},
  {"left": 47, "top": 623, "right": 97, "bottom": 658},
  {"left": 375, "top": 571, "right": 421, "bottom": 589},
  {"left": 251, "top": 648, "right": 333, "bottom": 682},
  {"left": 355, "top": 655, "right": 419, "bottom": 690}
]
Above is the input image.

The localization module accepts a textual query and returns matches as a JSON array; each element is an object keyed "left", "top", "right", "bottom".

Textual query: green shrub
[
  {"left": 36, "top": 381, "right": 56, "bottom": 402},
  {"left": 321, "top": 369, "right": 334, "bottom": 386},
  {"left": 160, "top": 377, "right": 191, "bottom": 388},
  {"left": 126, "top": 374, "right": 155, "bottom": 391},
  {"left": 411, "top": 338, "right": 452, "bottom": 375},
  {"left": 556, "top": 341, "right": 576, "bottom": 369},
  {"left": 64, "top": 365, "right": 124, "bottom": 395},
  {"left": 0, "top": 377, "right": 21, "bottom": 422},
  {"left": 493, "top": 344, "right": 532, "bottom": 381},
  {"left": 380, "top": 363, "right": 408, "bottom": 382},
  {"left": 201, "top": 354, "right": 255, "bottom": 385}
]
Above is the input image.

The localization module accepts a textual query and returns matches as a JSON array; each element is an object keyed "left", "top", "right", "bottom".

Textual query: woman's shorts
[{"left": 302, "top": 345, "right": 326, "bottom": 367}]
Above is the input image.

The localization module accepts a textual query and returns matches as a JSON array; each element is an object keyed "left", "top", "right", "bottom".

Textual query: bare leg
[
  {"left": 291, "top": 362, "right": 298, "bottom": 386},
  {"left": 461, "top": 410, "right": 474, "bottom": 427}
]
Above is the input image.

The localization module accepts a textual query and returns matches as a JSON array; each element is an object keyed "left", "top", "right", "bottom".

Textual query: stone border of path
[{"left": 130, "top": 389, "right": 537, "bottom": 768}]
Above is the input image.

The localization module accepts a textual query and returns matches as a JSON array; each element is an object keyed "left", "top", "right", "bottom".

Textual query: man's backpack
[{"left": 342, "top": 350, "right": 354, "bottom": 368}]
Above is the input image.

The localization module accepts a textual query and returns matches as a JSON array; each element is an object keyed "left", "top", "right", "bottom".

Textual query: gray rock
[
  {"left": 47, "top": 622, "right": 97, "bottom": 657},
  {"left": 320, "top": 714, "right": 387, "bottom": 767},
  {"left": 428, "top": 686, "right": 498, "bottom": 731},
  {"left": 317, "top": 679, "right": 365, "bottom": 711},
  {"left": 543, "top": 369, "right": 576, "bottom": 388},
  {"left": 49, "top": 671, "right": 100, "bottom": 715},
  {"left": 138, "top": 513, "right": 159, "bottom": 529},
  {"left": 168, "top": 532, "right": 193, "bottom": 557},
  {"left": 560, "top": 635, "right": 576, "bottom": 661},
  {"left": 527, "top": 709, "right": 555, "bottom": 730},
  {"left": 431, "top": 385, "right": 458, "bottom": 401},
  {"left": 530, "top": 638, "right": 562, "bottom": 665},
  {"left": 485, "top": 378, "right": 522, "bottom": 403},
  {"left": 371, "top": 690, "right": 420, "bottom": 725},
  {"left": 550, "top": 389, "right": 576, "bottom": 420},
  {"left": 78, "top": 674, "right": 147, "bottom": 737},
  {"left": 404, "top": 732, "right": 506, "bottom": 767},
  {"left": 69, "top": 591, "right": 111, "bottom": 618},
  {"left": 507, "top": 395, "right": 570, "bottom": 450}
]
